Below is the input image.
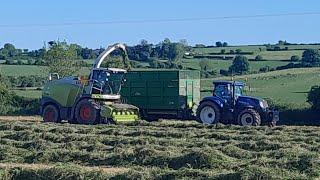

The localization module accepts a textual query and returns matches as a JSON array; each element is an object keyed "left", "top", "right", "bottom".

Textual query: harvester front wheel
[
  {"left": 43, "top": 104, "right": 61, "bottom": 123},
  {"left": 75, "top": 99, "right": 100, "bottom": 125}
]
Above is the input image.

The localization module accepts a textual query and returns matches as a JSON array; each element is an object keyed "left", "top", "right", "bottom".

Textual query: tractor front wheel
[
  {"left": 196, "top": 101, "right": 221, "bottom": 124},
  {"left": 238, "top": 109, "right": 261, "bottom": 126},
  {"left": 43, "top": 104, "right": 61, "bottom": 123},
  {"left": 75, "top": 99, "right": 100, "bottom": 125}
]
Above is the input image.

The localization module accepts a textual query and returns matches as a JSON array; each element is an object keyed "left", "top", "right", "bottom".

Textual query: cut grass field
[{"left": 0, "top": 118, "right": 320, "bottom": 179}]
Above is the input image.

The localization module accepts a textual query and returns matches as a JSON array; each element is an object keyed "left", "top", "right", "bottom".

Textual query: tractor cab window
[
  {"left": 214, "top": 84, "right": 232, "bottom": 101},
  {"left": 234, "top": 85, "right": 244, "bottom": 97}
]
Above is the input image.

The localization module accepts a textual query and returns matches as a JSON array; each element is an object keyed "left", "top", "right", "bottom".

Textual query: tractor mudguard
[{"left": 200, "top": 96, "right": 224, "bottom": 109}]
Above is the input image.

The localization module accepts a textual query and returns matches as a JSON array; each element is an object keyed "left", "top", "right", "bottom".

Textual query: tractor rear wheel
[
  {"left": 196, "top": 101, "right": 221, "bottom": 124},
  {"left": 43, "top": 104, "right": 61, "bottom": 123},
  {"left": 238, "top": 109, "right": 261, "bottom": 126},
  {"left": 75, "top": 99, "right": 100, "bottom": 125}
]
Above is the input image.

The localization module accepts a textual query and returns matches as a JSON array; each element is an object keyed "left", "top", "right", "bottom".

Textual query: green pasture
[
  {"left": 181, "top": 58, "right": 288, "bottom": 72},
  {"left": 0, "top": 64, "right": 91, "bottom": 77},
  {"left": 192, "top": 44, "right": 320, "bottom": 61}
]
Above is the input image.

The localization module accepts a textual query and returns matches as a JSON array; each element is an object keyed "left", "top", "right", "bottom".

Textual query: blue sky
[{"left": 1, "top": 0, "right": 320, "bottom": 49}]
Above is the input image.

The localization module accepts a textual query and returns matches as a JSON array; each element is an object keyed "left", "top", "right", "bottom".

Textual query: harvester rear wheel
[
  {"left": 43, "top": 104, "right": 61, "bottom": 123},
  {"left": 75, "top": 99, "right": 100, "bottom": 125}
]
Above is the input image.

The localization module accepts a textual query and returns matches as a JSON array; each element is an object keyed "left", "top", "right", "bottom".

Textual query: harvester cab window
[
  {"left": 91, "top": 69, "right": 125, "bottom": 95},
  {"left": 91, "top": 70, "right": 111, "bottom": 94},
  {"left": 108, "top": 72, "right": 125, "bottom": 95}
]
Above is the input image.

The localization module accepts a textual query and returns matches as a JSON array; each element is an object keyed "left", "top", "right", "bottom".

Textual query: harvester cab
[
  {"left": 89, "top": 68, "right": 126, "bottom": 100},
  {"left": 40, "top": 43, "right": 139, "bottom": 124},
  {"left": 197, "top": 81, "right": 279, "bottom": 126}
]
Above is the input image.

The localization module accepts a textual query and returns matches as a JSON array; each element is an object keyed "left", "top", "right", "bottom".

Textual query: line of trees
[
  {"left": 126, "top": 38, "right": 189, "bottom": 62},
  {"left": 0, "top": 38, "right": 189, "bottom": 63}
]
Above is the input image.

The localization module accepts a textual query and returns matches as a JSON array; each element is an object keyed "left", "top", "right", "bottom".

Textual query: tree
[
  {"left": 101, "top": 56, "right": 129, "bottom": 69},
  {"left": 228, "top": 56, "right": 250, "bottom": 75},
  {"left": 222, "top": 42, "right": 228, "bottom": 47},
  {"left": 179, "top": 39, "right": 188, "bottom": 46},
  {"left": 81, "top": 48, "right": 96, "bottom": 59},
  {"left": 235, "top": 49, "right": 242, "bottom": 54},
  {"left": 307, "top": 85, "right": 320, "bottom": 110},
  {"left": 254, "top": 55, "right": 264, "bottom": 61},
  {"left": 70, "top": 44, "right": 83, "bottom": 58},
  {"left": 5, "top": 59, "right": 14, "bottom": 65},
  {"left": 150, "top": 60, "right": 160, "bottom": 68},
  {"left": 0, "top": 71, "right": 14, "bottom": 114},
  {"left": 140, "top": 39, "right": 148, "bottom": 46},
  {"left": 290, "top": 55, "right": 300, "bottom": 62},
  {"left": 301, "top": 49, "right": 320, "bottom": 65},
  {"left": 168, "top": 43, "right": 185, "bottom": 61},
  {"left": 195, "top": 44, "right": 206, "bottom": 48},
  {"left": 160, "top": 38, "right": 171, "bottom": 59},
  {"left": 199, "top": 60, "right": 210, "bottom": 71},
  {"left": 44, "top": 41, "right": 81, "bottom": 77},
  {"left": 2, "top": 43, "right": 17, "bottom": 57},
  {"left": 4, "top": 43, "right": 15, "bottom": 50},
  {"left": 274, "top": 46, "right": 281, "bottom": 51},
  {"left": 17, "top": 59, "right": 23, "bottom": 65},
  {"left": 278, "top": 40, "right": 286, "bottom": 46},
  {"left": 215, "top": 41, "right": 223, "bottom": 47}
]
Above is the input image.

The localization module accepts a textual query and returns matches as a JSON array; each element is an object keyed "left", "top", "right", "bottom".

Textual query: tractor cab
[{"left": 213, "top": 81, "right": 245, "bottom": 104}]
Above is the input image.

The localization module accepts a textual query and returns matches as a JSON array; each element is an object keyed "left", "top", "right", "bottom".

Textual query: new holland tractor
[
  {"left": 196, "top": 81, "right": 279, "bottom": 126},
  {"left": 40, "top": 43, "right": 139, "bottom": 124}
]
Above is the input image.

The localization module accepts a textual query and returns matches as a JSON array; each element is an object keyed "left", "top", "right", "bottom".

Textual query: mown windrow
[{"left": 0, "top": 120, "right": 319, "bottom": 179}]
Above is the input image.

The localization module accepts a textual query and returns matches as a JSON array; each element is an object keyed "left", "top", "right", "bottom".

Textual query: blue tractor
[{"left": 196, "top": 81, "right": 279, "bottom": 126}]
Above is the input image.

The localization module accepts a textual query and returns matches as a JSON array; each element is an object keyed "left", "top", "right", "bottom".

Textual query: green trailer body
[{"left": 121, "top": 70, "right": 200, "bottom": 118}]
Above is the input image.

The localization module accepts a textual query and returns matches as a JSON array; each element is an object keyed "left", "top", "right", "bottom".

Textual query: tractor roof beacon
[
  {"left": 40, "top": 43, "right": 139, "bottom": 124},
  {"left": 196, "top": 80, "right": 279, "bottom": 126}
]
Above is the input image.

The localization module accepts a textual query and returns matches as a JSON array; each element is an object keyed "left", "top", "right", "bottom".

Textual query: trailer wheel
[
  {"left": 43, "top": 104, "right": 61, "bottom": 123},
  {"left": 75, "top": 99, "right": 100, "bottom": 125},
  {"left": 238, "top": 109, "right": 261, "bottom": 126},
  {"left": 196, "top": 101, "right": 221, "bottom": 124}
]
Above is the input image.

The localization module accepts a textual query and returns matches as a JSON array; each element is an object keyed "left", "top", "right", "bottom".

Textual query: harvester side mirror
[{"left": 49, "top": 73, "right": 60, "bottom": 81}]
